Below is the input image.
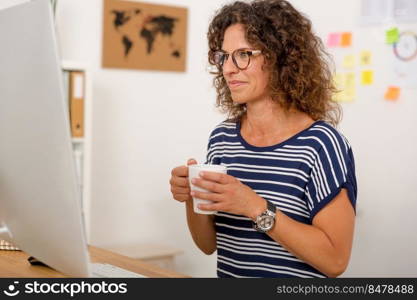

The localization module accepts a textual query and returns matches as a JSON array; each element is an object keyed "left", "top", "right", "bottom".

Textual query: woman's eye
[{"left": 238, "top": 51, "right": 249, "bottom": 59}]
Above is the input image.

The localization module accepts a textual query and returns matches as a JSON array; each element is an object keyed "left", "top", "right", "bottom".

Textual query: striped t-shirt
[{"left": 205, "top": 119, "right": 357, "bottom": 278}]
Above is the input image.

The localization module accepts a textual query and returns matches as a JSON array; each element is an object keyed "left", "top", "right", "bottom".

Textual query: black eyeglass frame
[{"left": 210, "top": 48, "right": 262, "bottom": 71}]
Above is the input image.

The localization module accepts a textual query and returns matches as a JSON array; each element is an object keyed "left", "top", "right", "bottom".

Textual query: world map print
[{"left": 102, "top": 0, "right": 187, "bottom": 72}]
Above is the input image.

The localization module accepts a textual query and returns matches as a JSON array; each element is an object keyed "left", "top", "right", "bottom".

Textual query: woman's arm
[
  {"left": 264, "top": 188, "right": 355, "bottom": 277},
  {"left": 170, "top": 159, "right": 217, "bottom": 255},
  {"left": 184, "top": 200, "right": 217, "bottom": 255}
]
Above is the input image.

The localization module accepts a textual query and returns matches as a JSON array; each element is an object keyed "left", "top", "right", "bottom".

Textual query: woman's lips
[{"left": 228, "top": 80, "right": 247, "bottom": 89}]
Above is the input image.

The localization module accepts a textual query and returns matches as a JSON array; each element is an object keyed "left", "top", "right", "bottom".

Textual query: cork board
[{"left": 102, "top": 0, "right": 188, "bottom": 72}]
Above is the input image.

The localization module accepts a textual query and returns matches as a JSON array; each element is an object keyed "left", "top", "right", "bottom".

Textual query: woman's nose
[{"left": 222, "top": 55, "right": 239, "bottom": 75}]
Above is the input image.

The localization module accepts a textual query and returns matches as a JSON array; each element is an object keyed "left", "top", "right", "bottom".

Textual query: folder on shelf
[{"left": 69, "top": 71, "right": 85, "bottom": 137}]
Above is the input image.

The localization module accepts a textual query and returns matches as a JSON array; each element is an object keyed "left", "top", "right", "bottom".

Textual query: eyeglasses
[{"left": 210, "top": 48, "right": 262, "bottom": 70}]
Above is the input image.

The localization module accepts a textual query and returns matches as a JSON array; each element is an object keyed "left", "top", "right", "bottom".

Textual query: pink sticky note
[{"left": 327, "top": 33, "right": 340, "bottom": 47}]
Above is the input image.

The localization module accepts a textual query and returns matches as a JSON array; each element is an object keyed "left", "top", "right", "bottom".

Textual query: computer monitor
[{"left": 0, "top": 0, "right": 90, "bottom": 277}]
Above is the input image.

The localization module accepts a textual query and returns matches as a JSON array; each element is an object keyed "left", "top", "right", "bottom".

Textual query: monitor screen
[{"left": 0, "top": 0, "right": 90, "bottom": 277}]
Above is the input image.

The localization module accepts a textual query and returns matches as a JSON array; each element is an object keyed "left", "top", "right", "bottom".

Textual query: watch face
[{"left": 259, "top": 215, "right": 274, "bottom": 230}]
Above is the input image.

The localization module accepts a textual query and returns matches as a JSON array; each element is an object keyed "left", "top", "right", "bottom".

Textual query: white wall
[
  {"left": 0, "top": 0, "right": 28, "bottom": 8},
  {"left": 2, "top": 0, "right": 417, "bottom": 277}
]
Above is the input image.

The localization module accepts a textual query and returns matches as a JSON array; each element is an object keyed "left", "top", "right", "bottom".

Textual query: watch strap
[{"left": 266, "top": 200, "right": 276, "bottom": 214}]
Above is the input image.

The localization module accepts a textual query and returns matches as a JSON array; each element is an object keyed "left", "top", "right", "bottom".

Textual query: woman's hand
[
  {"left": 190, "top": 171, "right": 265, "bottom": 219},
  {"left": 169, "top": 159, "right": 197, "bottom": 203}
]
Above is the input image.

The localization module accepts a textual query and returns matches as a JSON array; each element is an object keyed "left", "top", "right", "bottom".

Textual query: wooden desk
[
  {"left": 0, "top": 246, "right": 188, "bottom": 278},
  {"left": 106, "top": 243, "right": 184, "bottom": 271}
]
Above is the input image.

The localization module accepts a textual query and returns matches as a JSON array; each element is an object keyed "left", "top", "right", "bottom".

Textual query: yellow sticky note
[
  {"left": 333, "top": 73, "right": 344, "bottom": 87},
  {"left": 360, "top": 51, "right": 372, "bottom": 66},
  {"left": 384, "top": 86, "right": 400, "bottom": 101},
  {"left": 343, "top": 55, "right": 355, "bottom": 69},
  {"left": 361, "top": 70, "right": 374, "bottom": 85},
  {"left": 340, "top": 32, "right": 352, "bottom": 47},
  {"left": 344, "top": 73, "right": 356, "bottom": 102},
  {"left": 345, "top": 72, "right": 355, "bottom": 85},
  {"left": 332, "top": 73, "right": 355, "bottom": 102},
  {"left": 332, "top": 73, "right": 344, "bottom": 102},
  {"left": 333, "top": 90, "right": 345, "bottom": 102}
]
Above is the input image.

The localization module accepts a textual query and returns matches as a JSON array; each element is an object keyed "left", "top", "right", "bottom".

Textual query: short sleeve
[
  {"left": 205, "top": 132, "right": 214, "bottom": 164},
  {"left": 204, "top": 129, "right": 216, "bottom": 164},
  {"left": 204, "top": 122, "right": 228, "bottom": 165},
  {"left": 305, "top": 137, "right": 357, "bottom": 220}
]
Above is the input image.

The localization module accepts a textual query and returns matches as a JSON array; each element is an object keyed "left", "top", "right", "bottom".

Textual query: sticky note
[
  {"left": 333, "top": 90, "right": 344, "bottom": 102},
  {"left": 345, "top": 72, "right": 356, "bottom": 88},
  {"left": 340, "top": 32, "right": 352, "bottom": 47},
  {"left": 361, "top": 70, "right": 374, "bottom": 85},
  {"left": 332, "top": 73, "right": 355, "bottom": 102},
  {"left": 333, "top": 73, "right": 344, "bottom": 89},
  {"left": 384, "top": 86, "right": 400, "bottom": 100},
  {"left": 360, "top": 50, "right": 372, "bottom": 66},
  {"left": 327, "top": 33, "right": 340, "bottom": 47},
  {"left": 342, "top": 55, "right": 355, "bottom": 69},
  {"left": 344, "top": 73, "right": 356, "bottom": 101},
  {"left": 386, "top": 27, "right": 399, "bottom": 44}
]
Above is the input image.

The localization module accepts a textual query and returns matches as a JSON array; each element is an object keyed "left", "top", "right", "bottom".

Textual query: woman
[{"left": 169, "top": 0, "right": 357, "bottom": 278}]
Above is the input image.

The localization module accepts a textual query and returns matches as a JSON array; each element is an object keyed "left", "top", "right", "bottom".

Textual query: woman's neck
[{"left": 242, "top": 99, "right": 312, "bottom": 138}]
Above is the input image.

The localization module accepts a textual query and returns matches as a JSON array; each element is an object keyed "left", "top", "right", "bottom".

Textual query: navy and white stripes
[{"left": 205, "top": 119, "right": 357, "bottom": 278}]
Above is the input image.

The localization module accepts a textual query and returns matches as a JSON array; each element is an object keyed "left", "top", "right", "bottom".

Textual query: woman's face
[{"left": 221, "top": 23, "right": 270, "bottom": 105}]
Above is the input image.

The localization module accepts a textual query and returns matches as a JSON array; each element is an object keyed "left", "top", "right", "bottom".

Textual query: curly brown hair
[{"left": 207, "top": 0, "right": 341, "bottom": 126}]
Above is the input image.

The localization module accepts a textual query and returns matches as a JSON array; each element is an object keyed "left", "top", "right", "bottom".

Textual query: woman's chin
[{"left": 231, "top": 95, "right": 248, "bottom": 104}]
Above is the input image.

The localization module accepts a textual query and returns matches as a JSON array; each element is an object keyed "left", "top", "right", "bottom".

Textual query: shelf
[
  {"left": 71, "top": 138, "right": 84, "bottom": 144},
  {"left": 61, "top": 60, "right": 89, "bottom": 72},
  {"left": 61, "top": 60, "right": 92, "bottom": 243}
]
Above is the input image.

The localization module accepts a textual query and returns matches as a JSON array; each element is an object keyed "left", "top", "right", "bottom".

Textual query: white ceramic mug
[{"left": 188, "top": 164, "right": 227, "bottom": 214}]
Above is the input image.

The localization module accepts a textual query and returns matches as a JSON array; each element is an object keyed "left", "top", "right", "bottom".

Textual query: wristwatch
[{"left": 253, "top": 200, "right": 276, "bottom": 233}]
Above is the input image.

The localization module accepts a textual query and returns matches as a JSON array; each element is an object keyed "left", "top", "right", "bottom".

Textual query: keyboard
[{"left": 90, "top": 263, "right": 147, "bottom": 278}]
